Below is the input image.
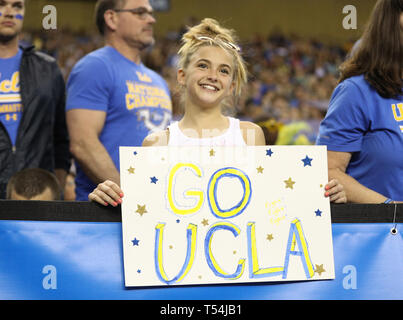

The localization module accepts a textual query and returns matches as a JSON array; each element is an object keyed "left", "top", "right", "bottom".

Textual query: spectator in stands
[
  {"left": 316, "top": 0, "right": 403, "bottom": 203},
  {"left": 0, "top": 0, "right": 71, "bottom": 199},
  {"left": 65, "top": 0, "right": 172, "bottom": 201},
  {"left": 6, "top": 168, "right": 61, "bottom": 200}
]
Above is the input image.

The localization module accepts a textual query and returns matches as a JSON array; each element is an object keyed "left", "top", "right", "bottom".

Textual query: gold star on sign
[
  {"left": 257, "top": 166, "right": 264, "bottom": 173},
  {"left": 266, "top": 234, "right": 274, "bottom": 241},
  {"left": 135, "top": 204, "right": 147, "bottom": 216},
  {"left": 315, "top": 264, "right": 326, "bottom": 276},
  {"left": 209, "top": 149, "right": 215, "bottom": 156},
  {"left": 201, "top": 218, "right": 209, "bottom": 226},
  {"left": 127, "top": 166, "right": 135, "bottom": 174},
  {"left": 284, "top": 177, "right": 296, "bottom": 189}
]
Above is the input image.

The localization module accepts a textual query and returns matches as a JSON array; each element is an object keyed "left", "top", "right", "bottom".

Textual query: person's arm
[
  {"left": 240, "top": 121, "right": 266, "bottom": 146},
  {"left": 67, "top": 109, "right": 120, "bottom": 187},
  {"left": 328, "top": 150, "right": 388, "bottom": 203}
]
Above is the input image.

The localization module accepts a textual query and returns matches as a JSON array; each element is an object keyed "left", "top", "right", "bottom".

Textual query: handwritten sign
[{"left": 120, "top": 146, "right": 335, "bottom": 287}]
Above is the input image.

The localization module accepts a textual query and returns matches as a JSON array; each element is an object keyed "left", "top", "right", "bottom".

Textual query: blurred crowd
[{"left": 20, "top": 21, "right": 355, "bottom": 145}]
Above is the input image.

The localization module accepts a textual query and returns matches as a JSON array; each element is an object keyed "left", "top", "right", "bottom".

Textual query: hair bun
[{"left": 181, "top": 18, "right": 238, "bottom": 45}]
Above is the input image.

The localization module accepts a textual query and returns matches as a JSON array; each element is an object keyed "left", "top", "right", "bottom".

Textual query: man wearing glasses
[{"left": 66, "top": 0, "right": 172, "bottom": 201}]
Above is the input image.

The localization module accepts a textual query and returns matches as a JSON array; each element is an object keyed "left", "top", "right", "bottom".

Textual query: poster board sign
[{"left": 120, "top": 146, "right": 335, "bottom": 287}]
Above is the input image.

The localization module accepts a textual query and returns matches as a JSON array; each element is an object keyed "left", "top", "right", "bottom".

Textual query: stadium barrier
[{"left": 0, "top": 201, "right": 401, "bottom": 300}]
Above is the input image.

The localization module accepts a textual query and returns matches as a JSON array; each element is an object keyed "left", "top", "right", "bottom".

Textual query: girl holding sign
[{"left": 89, "top": 18, "right": 346, "bottom": 205}]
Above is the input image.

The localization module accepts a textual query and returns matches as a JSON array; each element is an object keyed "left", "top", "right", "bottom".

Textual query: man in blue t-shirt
[{"left": 66, "top": 0, "right": 172, "bottom": 201}]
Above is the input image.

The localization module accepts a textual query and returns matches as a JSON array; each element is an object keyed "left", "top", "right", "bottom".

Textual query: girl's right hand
[{"left": 88, "top": 180, "right": 124, "bottom": 207}]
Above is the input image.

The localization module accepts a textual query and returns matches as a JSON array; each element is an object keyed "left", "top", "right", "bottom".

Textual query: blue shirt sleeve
[
  {"left": 66, "top": 56, "right": 112, "bottom": 112},
  {"left": 316, "top": 79, "right": 370, "bottom": 152}
]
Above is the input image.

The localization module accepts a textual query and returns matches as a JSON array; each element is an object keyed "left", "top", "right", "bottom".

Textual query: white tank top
[{"left": 167, "top": 117, "right": 246, "bottom": 146}]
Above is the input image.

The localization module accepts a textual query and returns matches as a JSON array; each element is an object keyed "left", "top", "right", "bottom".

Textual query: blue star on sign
[
  {"left": 302, "top": 155, "right": 313, "bottom": 167},
  {"left": 132, "top": 237, "right": 140, "bottom": 246},
  {"left": 266, "top": 149, "right": 274, "bottom": 157},
  {"left": 315, "top": 209, "right": 322, "bottom": 217},
  {"left": 150, "top": 176, "right": 158, "bottom": 184},
  {"left": 133, "top": 151, "right": 138, "bottom": 155}
]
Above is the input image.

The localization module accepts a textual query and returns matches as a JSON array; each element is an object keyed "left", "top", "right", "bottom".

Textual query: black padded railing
[{"left": 0, "top": 200, "right": 401, "bottom": 223}]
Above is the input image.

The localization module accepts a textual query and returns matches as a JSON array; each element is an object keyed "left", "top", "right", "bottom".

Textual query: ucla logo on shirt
[
  {"left": 0, "top": 71, "right": 22, "bottom": 122},
  {"left": 0, "top": 71, "right": 19, "bottom": 93},
  {"left": 391, "top": 103, "right": 403, "bottom": 133},
  {"left": 0, "top": 70, "right": 22, "bottom": 146},
  {"left": 136, "top": 71, "right": 152, "bottom": 83}
]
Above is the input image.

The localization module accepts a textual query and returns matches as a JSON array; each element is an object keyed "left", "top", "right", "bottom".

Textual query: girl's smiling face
[{"left": 177, "top": 45, "right": 235, "bottom": 109}]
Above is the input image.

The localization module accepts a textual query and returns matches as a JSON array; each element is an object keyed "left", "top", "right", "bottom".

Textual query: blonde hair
[{"left": 177, "top": 18, "right": 248, "bottom": 97}]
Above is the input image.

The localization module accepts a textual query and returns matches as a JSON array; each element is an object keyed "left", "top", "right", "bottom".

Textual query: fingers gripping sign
[{"left": 88, "top": 180, "right": 123, "bottom": 206}]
